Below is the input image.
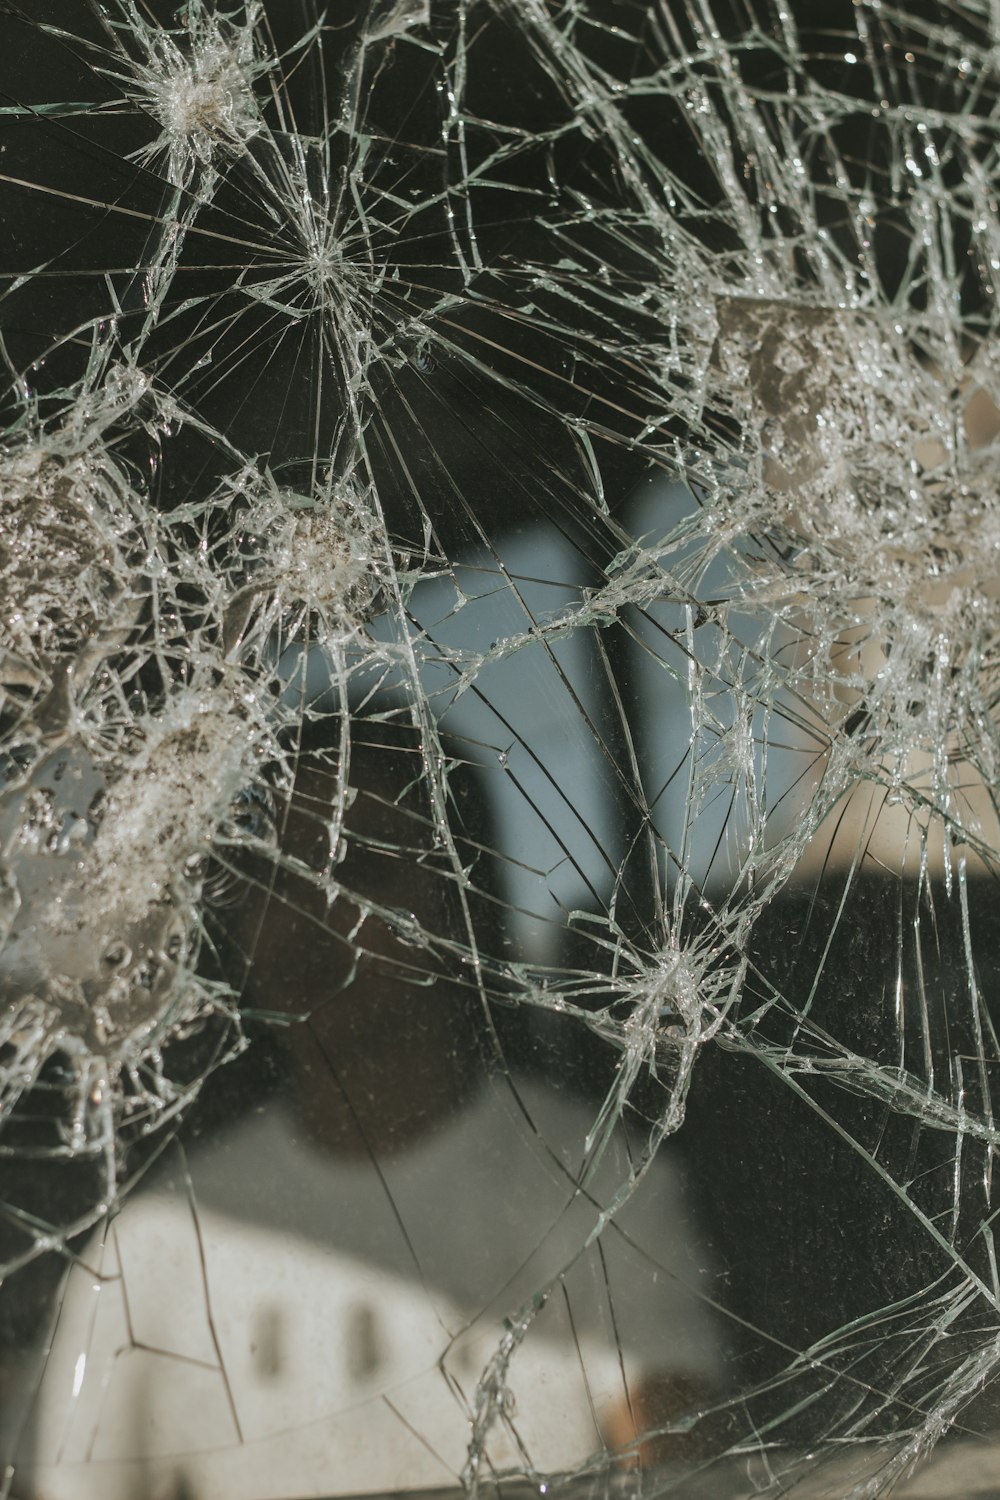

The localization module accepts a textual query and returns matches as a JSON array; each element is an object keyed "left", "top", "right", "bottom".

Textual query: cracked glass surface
[{"left": 1, "top": 1, "right": 1000, "bottom": 1496}]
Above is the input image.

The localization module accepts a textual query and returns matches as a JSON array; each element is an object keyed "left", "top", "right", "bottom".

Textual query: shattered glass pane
[{"left": 2, "top": 0, "right": 1000, "bottom": 1495}]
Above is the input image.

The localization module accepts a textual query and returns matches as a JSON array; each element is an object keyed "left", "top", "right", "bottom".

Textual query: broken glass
[{"left": 1, "top": 1, "right": 1000, "bottom": 1496}]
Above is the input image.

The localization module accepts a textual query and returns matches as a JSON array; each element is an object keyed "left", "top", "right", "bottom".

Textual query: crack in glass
[{"left": 1, "top": 1, "right": 1000, "bottom": 1496}]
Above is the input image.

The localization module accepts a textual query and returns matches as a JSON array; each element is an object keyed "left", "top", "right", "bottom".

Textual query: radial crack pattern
[{"left": 1, "top": 2, "right": 1000, "bottom": 1498}]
